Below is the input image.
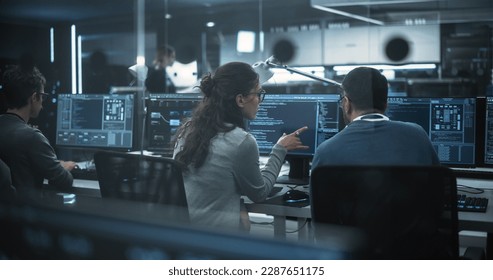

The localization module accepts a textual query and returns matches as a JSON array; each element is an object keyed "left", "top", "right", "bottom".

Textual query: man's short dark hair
[
  {"left": 2, "top": 64, "right": 46, "bottom": 109},
  {"left": 341, "top": 67, "right": 388, "bottom": 112},
  {"left": 157, "top": 44, "right": 175, "bottom": 57}
]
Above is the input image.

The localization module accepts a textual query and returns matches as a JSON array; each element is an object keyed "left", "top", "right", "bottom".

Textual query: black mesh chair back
[
  {"left": 94, "top": 151, "right": 188, "bottom": 220},
  {"left": 0, "top": 158, "right": 16, "bottom": 200},
  {"left": 310, "top": 165, "right": 458, "bottom": 259}
]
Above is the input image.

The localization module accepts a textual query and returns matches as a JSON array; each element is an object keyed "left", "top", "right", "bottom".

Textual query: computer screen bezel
[
  {"left": 55, "top": 93, "right": 137, "bottom": 152},
  {"left": 478, "top": 96, "right": 493, "bottom": 167},
  {"left": 248, "top": 93, "right": 341, "bottom": 156},
  {"left": 144, "top": 93, "right": 204, "bottom": 155},
  {"left": 385, "top": 96, "right": 477, "bottom": 168},
  {"left": 247, "top": 93, "right": 342, "bottom": 182}
]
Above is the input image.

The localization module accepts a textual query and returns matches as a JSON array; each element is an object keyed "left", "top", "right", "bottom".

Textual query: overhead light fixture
[
  {"left": 333, "top": 63, "right": 436, "bottom": 75},
  {"left": 237, "top": 30, "right": 256, "bottom": 53},
  {"left": 311, "top": 4, "right": 384, "bottom": 26},
  {"left": 77, "top": 35, "right": 82, "bottom": 93},
  {"left": 206, "top": 21, "right": 215, "bottom": 28},
  {"left": 311, "top": 0, "right": 439, "bottom": 26},
  {"left": 71, "top": 25, "right": 77, "bottom": 94},
  {"left": 50, "top": 27, "right": 55, "bottom": 63}
]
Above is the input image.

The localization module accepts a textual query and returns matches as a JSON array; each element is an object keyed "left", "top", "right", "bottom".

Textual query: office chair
[
  {"left": 0, "top": 158, "right": 16, "bottom": 200},
  {"left": 310, "top": 165, "right": 460, "bottom": 259},
  {"left": 93, "top": 150, "right": 189, "bottom": 222}
]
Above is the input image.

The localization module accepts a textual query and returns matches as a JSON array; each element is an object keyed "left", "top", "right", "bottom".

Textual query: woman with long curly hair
[{"left": 174, "top": 61, "right": 308, "bottom": 231}]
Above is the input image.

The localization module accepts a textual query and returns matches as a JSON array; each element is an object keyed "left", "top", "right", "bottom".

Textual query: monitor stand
[{"left": 276, "top": 157, "right": 310, "bottom": 185}]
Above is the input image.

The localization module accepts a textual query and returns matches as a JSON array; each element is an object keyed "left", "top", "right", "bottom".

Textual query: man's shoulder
[
  {"left": 388, "top": 120, "right": 426, "bottom": 131},
  {"left": 12, "top": 122, "right": 48, "bottom": 142},
  {"left": 0, "top": 115, "right": 34, "bottom": 133},
  {"left": 315, "top": 131, "right": 343, "bottom": 152}
]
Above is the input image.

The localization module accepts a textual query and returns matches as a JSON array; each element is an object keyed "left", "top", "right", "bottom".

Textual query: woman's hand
[{"left": 276, "top": 126, "right": 309, "bottom": 151}]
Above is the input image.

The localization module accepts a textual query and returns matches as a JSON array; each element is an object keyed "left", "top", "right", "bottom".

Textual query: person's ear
[
  {"left": 30, "top": 92, "right": 38, "bottom": 103},
  {"left": 342, "top": 96, "right": 351, "bottom": 114},
  {"left": 236, "top": 94, "right": 246, "bottom": 108}
]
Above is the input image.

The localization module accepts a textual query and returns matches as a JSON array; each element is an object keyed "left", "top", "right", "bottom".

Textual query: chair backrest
[
  {"left": 310, "top": 165, "right": 458, "bottom": 259},
  {"left": 0, "top": 158, "right": 16, "bottom": 200},
  {"left": 93, "top": 151, "right": 189, "bottom": 221}
]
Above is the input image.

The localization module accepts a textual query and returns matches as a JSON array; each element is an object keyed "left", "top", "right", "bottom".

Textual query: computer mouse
[{"left": 283, "top": 189, "right": 309, "bottom": 203}]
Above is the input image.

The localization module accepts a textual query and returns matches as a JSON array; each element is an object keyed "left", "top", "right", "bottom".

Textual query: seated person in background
[
  {"left": 83, "top": 50, "right": 114, "bottom": 94},
  {"left": 145, "top": 44, "right": 177, "bottom": 93},
  {"left": 311, "top": 66, "right": 439, "bottom": 169},
  {"left": 173, "top": 62, "right": 308, "bottom": 231},
  {"left": 0, "top": 63, "right": 76, "bottom": 191}
]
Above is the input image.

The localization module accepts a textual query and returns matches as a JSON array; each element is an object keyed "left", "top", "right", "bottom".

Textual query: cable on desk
[
  {"left": 285, "top": 218, "right": 308, "bottom": 234},
  {"left": 457, "top": 184, "right": 485, "bottom": 194}
]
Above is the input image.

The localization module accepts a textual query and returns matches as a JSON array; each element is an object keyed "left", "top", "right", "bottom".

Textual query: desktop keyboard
[{"left": 457, "top": 194, "right": 489, "bottom": 213}]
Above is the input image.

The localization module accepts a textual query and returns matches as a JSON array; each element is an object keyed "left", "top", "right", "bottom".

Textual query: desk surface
[
  {"left": 73, "top": 179, "right": 493, "bottom": 234},
  {"left": 73, "top": 179, "right": 99, "bottom": 190},
  {"left": 245, "top": 185, "right": 493, "bottom": 234},
  {"left": 6, "top": 189, "right": 345, "bottom": 260}
]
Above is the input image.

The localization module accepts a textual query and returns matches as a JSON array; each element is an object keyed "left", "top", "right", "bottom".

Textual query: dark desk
[
  {"left": 72, "top": 179, "right": 493, "bottom": 256},
  {"left": 73, "top": 179, "right": 493, "bottom": 234},
  {"left": 246, "top": 198, "right": 312, "bottom": 238},
  {"left": 3, "top": 189, "right": 348, "bottom": 260},
  {"left": 246, "top": 185, "right": 493, "bottom": 259}
]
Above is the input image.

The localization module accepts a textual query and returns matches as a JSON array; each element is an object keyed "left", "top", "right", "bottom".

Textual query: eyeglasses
[
  {"left": 257, "top": 88, "right": 266, "bottom": 102},
  {"left": 338, "top": 94, "right": 344, "bottom": 103},
  {"left": 38, "top": 92, "right": 49, "bottom": 102},
  {"left": 338, "top": 89, "right": 350, "bottom": 108}
]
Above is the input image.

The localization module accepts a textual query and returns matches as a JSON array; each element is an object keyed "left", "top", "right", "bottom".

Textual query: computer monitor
[
  {"left": 246, "top": 94, "right": 342, "bottom": 183},
  {"left": 145, "top": 93, "right": 203, "bottom": 155},
  {"left": 55, "top": 93, "right": 135, "bottom": 151},
  {"left": 483, "top": 96, "right": 493, "bottom": 166},
  {"left": 386, "top": 97, "right": 476, "bottom": 167}
]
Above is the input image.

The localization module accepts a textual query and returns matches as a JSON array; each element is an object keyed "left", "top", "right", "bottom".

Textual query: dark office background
[{"left": 0, "top": 0, "right": 492, "bottom": 145}]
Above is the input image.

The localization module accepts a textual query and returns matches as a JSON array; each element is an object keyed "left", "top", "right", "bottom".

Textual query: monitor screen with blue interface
[
  {"left": 56, "top": 93, "right": 135, "bottom": 150},
  {"left": 484, "top": 96, "right": 493, "bottom": 165},
  {"left": 145, "top": 93, "right": 203, "bottom": 154},
  {"left": 246, "top": 93, "right": 341, "bottom": 181},
  {"left": 386, "top": 97, "right": 476, "bottom": 167}
]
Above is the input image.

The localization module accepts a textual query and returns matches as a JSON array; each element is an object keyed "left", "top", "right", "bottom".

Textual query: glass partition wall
[
  {"left": 64, "top": 0, "right": 491, "bottom": 99},
  {"left": 0, "top": 0, "right": 490, "bottom": 154}
]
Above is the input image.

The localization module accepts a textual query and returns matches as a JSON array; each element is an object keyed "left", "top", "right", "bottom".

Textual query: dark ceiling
[
  {"left": 0, "top": 0, "right": 311, "bottom": 24},
  {"left": 1, "top": 0, "right": 491, "bottom": 28}
]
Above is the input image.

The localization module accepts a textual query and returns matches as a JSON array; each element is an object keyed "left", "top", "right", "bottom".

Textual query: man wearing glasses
[
  {"left": 311, "top": 66, "right": 439, "bottom": 169},
  {"left": 0, "top": 64, "right": 76, "bottom": 193}
]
